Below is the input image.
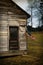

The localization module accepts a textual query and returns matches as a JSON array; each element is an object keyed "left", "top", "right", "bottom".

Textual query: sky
[{"left": 12, "top": 0, "right": 42, "bottom": 28}]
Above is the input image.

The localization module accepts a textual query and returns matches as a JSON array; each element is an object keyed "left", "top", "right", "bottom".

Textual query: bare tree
[
  {"left": 27, "top": 0, "right": 43, "bottom": 28},
  {"left": 40, "top": 0, "right": 43, "bottom": 26}
]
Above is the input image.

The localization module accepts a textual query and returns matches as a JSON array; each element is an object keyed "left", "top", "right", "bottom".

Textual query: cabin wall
[
  {"left": 8, "top": 15, "right": 27, "bottom": 51},
  {"left": 19, "top": 26, "right": 27, "bottom": 50},
  {"left": 19, "top": 21, "right": 27, "bottom": 50},
  {"left": 0, "top": 14, "right": 9, "bottom": 52},
  {"left": 0, "top": 13, "right": 27, "bottom": 52}
]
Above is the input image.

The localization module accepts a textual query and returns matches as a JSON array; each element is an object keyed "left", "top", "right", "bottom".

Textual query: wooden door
[{"left": 9, "top": 26, "right": 19, "bottom": 51}]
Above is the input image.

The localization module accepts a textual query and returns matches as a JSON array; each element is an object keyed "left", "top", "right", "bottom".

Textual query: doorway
[{"left": 9, "top": 26, "right": 19, "bottom": 51}]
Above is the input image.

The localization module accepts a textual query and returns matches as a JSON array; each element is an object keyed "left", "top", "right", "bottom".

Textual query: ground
[{"left": 0, "top": 31, "right": 43, "bottom": 65}]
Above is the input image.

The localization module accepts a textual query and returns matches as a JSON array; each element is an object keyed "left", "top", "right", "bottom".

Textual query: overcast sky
[{"left": 12, "top": 0, "right": 42, "bottom": 28}]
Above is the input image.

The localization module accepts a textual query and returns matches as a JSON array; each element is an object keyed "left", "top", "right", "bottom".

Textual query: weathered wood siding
[
  {"left": 0, "top": 14, "right": 9, "bottom": 52},
  {"left": 0, "top": 12, "right": 27, "bottom": 52},
  {"left": 19, "top": 26, "right": 27, "bottom": 50},
  {"left": 19, "top": 20, "right": 27, "bottom": 50},
  {"left": 8, "top": 15, "right": 27, "bottom": 50}
]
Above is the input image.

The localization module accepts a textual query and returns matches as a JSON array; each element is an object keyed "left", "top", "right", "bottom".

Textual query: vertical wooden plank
[{"left": 19, "top": 24, "right": 27, "bottom": 50}]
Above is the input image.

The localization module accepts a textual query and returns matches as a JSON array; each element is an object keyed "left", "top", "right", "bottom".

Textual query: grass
[
  {"left": 0, "top": 31, "right": 43, "bottom": 65},
  {"left": 27, "top": 32, "right": 43, "bottom": 57}
]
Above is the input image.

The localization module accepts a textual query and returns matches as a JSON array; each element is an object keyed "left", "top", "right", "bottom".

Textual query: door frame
[{"left": 9, "top": 26, "right": 19, "bottom": 51}]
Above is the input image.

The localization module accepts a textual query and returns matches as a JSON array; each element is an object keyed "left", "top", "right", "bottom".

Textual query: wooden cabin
[{"left": 0, "top": 0, "right": 30, "bottom": 56}]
